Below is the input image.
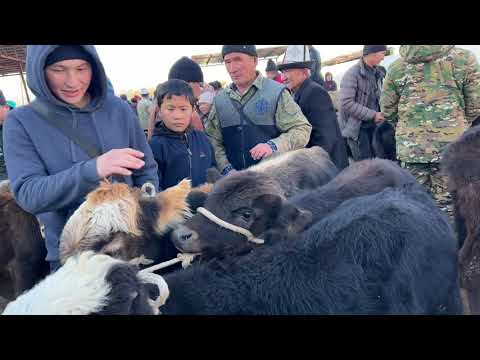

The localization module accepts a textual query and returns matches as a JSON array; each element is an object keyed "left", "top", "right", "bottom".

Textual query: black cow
[
  {"left": 442, "top": 125, "right": 480, "bottom": 314},
  {"left": 245, "top": 146, "right": 339, "bottom": 198},
  {"left": 173, "top": 159, "right": 419, "bottom": 259},
  {"left": 372, "top": 121, "right": 397, "bottom": 161},
  {"left": 161, "top": 186, "right": 462, "bottom": 315}
]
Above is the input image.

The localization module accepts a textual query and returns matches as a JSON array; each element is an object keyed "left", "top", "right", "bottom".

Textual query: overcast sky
[{"left": 2, "top": 45, "right": 480, "bottom": 105}]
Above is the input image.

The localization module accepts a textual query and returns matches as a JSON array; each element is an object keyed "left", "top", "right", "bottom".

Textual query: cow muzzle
[{"left": 171, "top": 224, "right": 201, "bottom": 253}]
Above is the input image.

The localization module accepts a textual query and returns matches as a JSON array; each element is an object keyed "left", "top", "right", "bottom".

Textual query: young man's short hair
[{"left": 156, "top": 79, "right": 196, "bottom": 107}]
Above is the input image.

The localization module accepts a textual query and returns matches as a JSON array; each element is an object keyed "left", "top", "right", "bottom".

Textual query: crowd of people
[{"left": 1, "top": 44, "right": 480, "bottom": 275}]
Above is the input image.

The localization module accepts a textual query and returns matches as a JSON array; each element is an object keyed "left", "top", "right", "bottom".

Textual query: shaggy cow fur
[
  {"left": 442, "top": 125, "right": 480, "bottom": 314},
  {"left": 58, "top": 179, "right": 213, "bottom": 275},
  {"left": 0, "top": 181, "right": 49, "bottom": 299},
  {"left": 161, "top": 186, "right": 462, "bottom": 315},
  {"left": 280, "top": 158, "right": 419, "bottom": 232},
  {"left": 246, "top": 146, "right": 339, "bottom": 198},
  {"left": 171, "top": 148, "right": 339, "bottom": 257},
  {"left": 173, "top": 159, "right": 419, "bottom": 258},
  {"left": 2, "top": 251, "right": 163, "bottom": 315}
]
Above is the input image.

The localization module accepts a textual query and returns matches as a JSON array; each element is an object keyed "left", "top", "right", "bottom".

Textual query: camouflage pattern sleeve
[
  {"left": 380, "top": 62, "right": 402, "bottom": 126},
  {"left": 270, "top": 90, "right": 312, "bottom": 153},
  {"left": 205, "top": 103, "right": 232, "bottom": 173},
  {"left": 461, "top": 49, "right": 480, "bottom": 123}
]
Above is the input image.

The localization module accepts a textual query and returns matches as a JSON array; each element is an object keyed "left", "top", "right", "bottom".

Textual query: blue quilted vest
[{"left": 215, "top": 79, "right": 286, "bottom": 170}]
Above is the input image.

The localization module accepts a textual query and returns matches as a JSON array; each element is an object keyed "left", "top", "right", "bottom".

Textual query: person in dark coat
[
  {"left": 149, "top": 80, "right": 216, "bottom": 190},
  {"left": 339, "top": 45, "right": 387, "bottom": 161},
  {"left": 323, "top": 72, "right": 337, "bottom": 92},
  {"left": 278, "top": 46, "right": 349, "bottom": 170}
]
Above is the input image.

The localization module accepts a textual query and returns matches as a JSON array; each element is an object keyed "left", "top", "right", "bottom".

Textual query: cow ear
[
  {"left": 207, "top": 167, "right": 222, "bottom": 184},
  {"left": 252, "top": 194, "right": 312, "bottom": 233},
  {"left": 186, "top": 190, "right": 208, "bottom": 213},
  {"left": 278, "top": 205, "right": 313, "bottom": 233},
  {"left": 251, "top": 194, "right": 284, "bottom": 218}
]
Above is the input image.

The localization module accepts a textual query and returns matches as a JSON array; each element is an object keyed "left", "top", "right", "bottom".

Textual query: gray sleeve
[
  {"left": 3, "top": 114, "right": 101, "bottom": 215},
  {"left": 339, "top": 69, "right": 377, "bottom": 122}
]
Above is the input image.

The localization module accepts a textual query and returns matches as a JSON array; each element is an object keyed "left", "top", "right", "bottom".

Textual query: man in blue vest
[{"left": 206, "top": 45, "right": 312, "bottom": 175}]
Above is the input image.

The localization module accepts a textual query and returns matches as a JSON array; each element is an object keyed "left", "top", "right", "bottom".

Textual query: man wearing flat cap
[
  {"left": 279, "top": 45, "right": 348, "bottom": 170},
  {"left": 206, "top": 45, "right": 312, "bottom": 175},
  {"left": 339, "top": 45, "right": 388, "bottom": 161}
]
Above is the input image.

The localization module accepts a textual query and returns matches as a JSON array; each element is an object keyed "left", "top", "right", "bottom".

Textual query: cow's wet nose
[{"left": 172, "top": 225, "right": 198, "bottom": 245}]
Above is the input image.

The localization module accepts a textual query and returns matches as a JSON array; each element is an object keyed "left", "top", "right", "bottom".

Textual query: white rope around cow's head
[
  {"left": 196, "top": 207, "right": 265, "bottom": 244},
  {"left": 134, "top": 253, "right": 198, "bottom": 314},
  {"left": 137, "top": 253, "right": 197, "bottom": 274}
]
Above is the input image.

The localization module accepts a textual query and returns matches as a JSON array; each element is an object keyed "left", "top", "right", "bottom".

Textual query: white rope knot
[
  {"left": 129, "top": 255, "right": 154, "bottom": 266},
  {"left": 139, "top": 253, "right": 198, "bottom": 274},
  {"left": 196, "top": 207, "right": 265, "bottom": 244},
  {"left": 134, "top": 252, "right": 198, "bottom": 314}
]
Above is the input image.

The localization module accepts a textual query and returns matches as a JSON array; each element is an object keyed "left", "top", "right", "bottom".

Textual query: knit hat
[
  {"left": 156, "top": 79, "right": 195, "bottom": 107},
  {"left": 45, "top": 45, "right": 94, "bottom": 68},
  {"left": 199, "top": 91, "right": 215, "bottom": 104},
  {"left": 265, "top": 59, "right": 277, "bottom": 72},
  {"left": 140, "top": 88, "right": 149, "bottom": 95},
  {"left": 6, "top": 100, "right": 16, "bottom": 109},
  {"left": 168, "top": 57, "right": 204, "bottom": 83},
  {"left": 221, "top": 45, "right": 257, "bottom": 59},
  {"left": 0, "top": 90, "right": 6, "bottom": 106},
  {"left": 363, "top": 45, "right": 388, "bottom": 56},
  {"left": 277, "top": 45, "right": 314, "bottom": 71}
]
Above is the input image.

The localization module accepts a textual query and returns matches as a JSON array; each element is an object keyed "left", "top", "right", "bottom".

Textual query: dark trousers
[{"left": 347, "top": 126, "right": 376, "bottom": 161}]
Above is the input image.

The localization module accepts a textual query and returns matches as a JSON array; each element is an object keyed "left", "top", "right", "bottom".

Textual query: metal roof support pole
[{"left": 18, "top": 62, "right": 30, "bottom": 103}]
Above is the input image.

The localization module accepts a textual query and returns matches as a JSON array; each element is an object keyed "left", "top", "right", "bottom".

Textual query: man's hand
[
  {"left": 97, "top": 148, "right": 145, "bottom": 178},
  {"left": 250, "top": 143, "right": 273, "bottom": 161},
  {"left": 374, "top": 112, "right": 385, "bottom": 124}
]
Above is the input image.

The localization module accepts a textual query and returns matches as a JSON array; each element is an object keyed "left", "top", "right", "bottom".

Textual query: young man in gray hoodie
[{"left": 3, "top": 45, "right": 159, "bottom": 272}]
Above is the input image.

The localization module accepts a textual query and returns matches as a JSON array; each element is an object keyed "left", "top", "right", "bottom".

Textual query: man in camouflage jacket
[{"left": 381, "top": 45, "right": 480, "bottom": 215}]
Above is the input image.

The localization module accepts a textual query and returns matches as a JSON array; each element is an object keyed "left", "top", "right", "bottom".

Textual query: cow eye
[{"left": 241, "top": 209, "right": 253, "bottom": 221}]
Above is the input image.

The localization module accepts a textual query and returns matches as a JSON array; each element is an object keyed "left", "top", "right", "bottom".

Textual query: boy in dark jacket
[{"left": 149, "top": 80, "right": 216, "bottom": 190}]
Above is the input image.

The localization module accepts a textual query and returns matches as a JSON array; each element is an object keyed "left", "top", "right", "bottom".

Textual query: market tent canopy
[
  {"left": 0, "top": 45, "right": 27, "bottom": 76},
  {"left": 192, "top": 46, "right": 288, "bottom": 67},
  {"left": 192, "top": 46, "right": 395, "bottom": 67},
  {"left": 0, "top": 45, "right": 30, "bottom": 102}
]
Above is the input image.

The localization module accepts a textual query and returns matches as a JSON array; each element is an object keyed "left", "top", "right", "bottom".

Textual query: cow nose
[{"left": 173, "top": 225, "right": 198, "bottom": 245}]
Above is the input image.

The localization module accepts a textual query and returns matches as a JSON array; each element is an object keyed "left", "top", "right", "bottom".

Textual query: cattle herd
[{"left": 1, "top": 128, "right": 480, "bottom": 315}]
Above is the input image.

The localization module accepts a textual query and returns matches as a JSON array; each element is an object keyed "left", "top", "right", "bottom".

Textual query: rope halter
[{"left": 196, "top": 207, "right": 265, "bottom": 244}]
